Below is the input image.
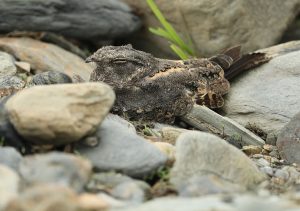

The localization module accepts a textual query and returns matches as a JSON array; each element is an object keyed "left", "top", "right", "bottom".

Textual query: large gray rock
[
  {"left": 0, "top": 38, "right": 93, "bottom": 81},
  {"left": 0, "top": 52, "right": 16, "bottom": 78},
  {"left": 19, "top": 152, "right": 92, "bottom": 192},
  {"left": 75, "top": 114, "right": 167, "bottom": 178},
  {"left": 170, "top": 131, "right": 265, "bottom": 190},
  {"left": 5, "top": 82, "right": 115, "bottom": 146},
  {"left": 223, "top": 49, "right": 300, "bottom": 135},
  {"left": 277, "top": 111, "right": 300, "bottom": 164},
  {"left": 123, "top": 0, "right": 300, "bottom": 57},
  {"left": 0, "top": 0, "right": 141, "bottom": 40}
]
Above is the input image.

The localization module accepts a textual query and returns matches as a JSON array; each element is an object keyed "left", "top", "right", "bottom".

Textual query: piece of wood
[
  {"left": 0, "top": 0, "right": 141, "bottom": 39},
  {"left": 181, "top": 105, "right": 265, "bottom": 146}
]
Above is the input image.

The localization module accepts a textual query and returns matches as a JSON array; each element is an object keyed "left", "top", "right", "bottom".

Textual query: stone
[
  {"left": 0, "top": 52, "right": 16, "bottom": 78},
  {"left": 0, "top": 76, "right": 25, "bottom": 90},
  {"left": 0, "top": 76, "right": 25, "bottom": 98},
  {"left": 0, "top": 0, "right": 141, "bottom": 40},
  {"left": 170, "top": 131, "right": 266, "bottom": 190},
  {"left": 77, "top": 193, "right": 110, "bottom": 211},
  {"left": 111, "top": 181, "right": 148, "bottom": 205},
  {"left": 75, "top": 115, "right": 167, "bottom": 178},
  {"left": 0, "top": 147, "right": 22, "bottom": 172},
  {"left": 152, "top": 142, "right": 175, "bottom": 164},
  {"left": 5, "top": 82, "right": 115, "bottom": 145},
  {"left": 0, "top": 165, "right": 19, "bottom": 210},
  {"left": 5, "top": 185, "right": 79, "bottom": 211},
  {"left": 0, "top": 38, "right": 93, "bottom": 81},
  {"left": 19, "top": 152, "right": 92, "bottom": 192},
  {"left": 276, "top": 111, "right": 300, "bottom": 165},
  {"left": 260, "top": 166, "right": 274, "bottom": 177},
  {"left": 177, "top": 174, "right": 244, "bottom": 197},
  {"left": 114, "top": 194, "right": 300, "bottom": 211},
  {"left": 224, "top": 49, "right": 300, "bottom": 135},
  {"left": 242, "top": 145, "right": 262, "bottom": 156},
  {"left": 0, "top": 97, "right": 27, "bottom": 151},
  {"left": 86, "top": 172, "right": 150, "bottom": 204},
  {"left": 123, "top": 0, "right": 300, "bottom": 57},
  {"left": 27, "top": 71, "right": 72, "bottom": 86},
  {"left": 160, "top": 127, "right": 190, "bottom": 145}
]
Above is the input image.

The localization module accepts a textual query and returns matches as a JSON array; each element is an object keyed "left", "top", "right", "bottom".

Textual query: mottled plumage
[{"left": 87, "top": 45, "right": 238, "bottom": 122}]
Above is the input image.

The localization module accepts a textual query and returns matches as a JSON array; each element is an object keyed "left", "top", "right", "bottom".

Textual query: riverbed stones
[
  {"left": 19, "top": 152, "right": 92, "bottom": 192},
  {"left": 0, "top": 38, "right": 93, "bottom": 80},
  {"left": 0, "top": 0, "right": 141, "bottom": 40},
  {"left": 75, "top": 115, "right": 167, "bottom": 178},
  {"left": 0, "top": 52, "right": 16, "bottom": 78},
  {"left": 170, "top": 131, "right": 266, "bottom": 191},
  {"left": 277, "top": 111, "right": 300, "bottom": 165},
  {"left": 5, "top": 82, "right": 115, "bottom": 145}
]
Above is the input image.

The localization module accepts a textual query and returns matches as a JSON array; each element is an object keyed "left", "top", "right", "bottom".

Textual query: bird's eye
[{"left": 113, "top": 59, "right": 128, "bottom": 64}]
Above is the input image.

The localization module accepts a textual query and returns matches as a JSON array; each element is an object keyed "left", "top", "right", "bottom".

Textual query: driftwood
[
  {"left": 181, "top": 105, "right": 265, "bottom": 146},
  {"left": 0, "top": 0, "right": 141, "bottom": 39}
]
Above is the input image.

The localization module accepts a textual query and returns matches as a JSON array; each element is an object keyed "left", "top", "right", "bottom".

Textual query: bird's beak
[{"left": 85, "top": 56, "right": 93, "bottom": 63}]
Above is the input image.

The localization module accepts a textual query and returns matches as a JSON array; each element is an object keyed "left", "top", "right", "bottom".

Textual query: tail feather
[
  {"left": 224, "top": 53, "right": 270, "bottom": 80},
  {"left": 210, "top": 45, "right": 270, "bottom": 81},
  {"left": 209, "top": 45, "right": 241, "bottom": 70}
]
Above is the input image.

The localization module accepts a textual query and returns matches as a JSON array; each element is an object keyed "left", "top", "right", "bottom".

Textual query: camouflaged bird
[{"left": 86, "top": 44, "right": 242, "bottom": 122}]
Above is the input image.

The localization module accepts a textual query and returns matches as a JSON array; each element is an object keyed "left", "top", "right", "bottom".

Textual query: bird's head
[{"left": 86, "top": 44, "right": 157, "bottom": 86}]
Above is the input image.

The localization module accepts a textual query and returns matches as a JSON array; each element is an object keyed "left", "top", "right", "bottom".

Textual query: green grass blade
[
  {"left": 146, "top": 0, "right": 185, "bottom": 45},
  {"left": 170, "top": 44, "right": 189, "bottom": 60},
  {"left": 149, "top": 27, "right": 175, "bottom": 41}
]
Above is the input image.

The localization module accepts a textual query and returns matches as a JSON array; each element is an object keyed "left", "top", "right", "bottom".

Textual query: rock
[
  {"left": 0, "top": 97, "right": 27, "bottom": 151},
  {"left": 0, "top": 52, "right": 16, "bottom": 78},
  {"left": 177, "top": 174, "right": 244, "bottom": 197},
  {"left": 224, "top": 48, "right": 300, "bottom": 135},
  {"left": 170, "top": 131, "right": 266, "bottom": 190},
  {"left": 0, "top": 147, "right": 22, "bottom": 172},
  {"left": 113, "top": 194, "right": 300, "bottom": 211},
  {"left": 86, "top": 172, "right": 150, "bottom": 204},
  {"left": 276, "top": 111, "right": 300, "bottom": 165},
  {"left": 111, "top": 181, "right": 148, "bottom": 205},
  {"left": 260, "top": 166, "right": 274, "bottom": 177},
  {"left": 123, "top": 0, "right": 300, "bottom": 57},
  {"left": 0, "top": 76, "right": 25, "bottom": 89},
  {"left": 242, "top": 145, "right": 262, "bottom": 156},
  {"left": 0, "top": 38, "right": 92, "bottom": 81},
  {"left": 77, "top": 193, "right": 110, "bottom": 211},
  {"left": 75, "top": 115, "right": 167, "bottom": 178},
  {"left": 0, "top": 76, "right": 25, "bottom": 98},
  {"left": 27, "top": 71, "right": 72, "bottom": 86},
  {"left": 0, "top": 165, "right": 19, "bottom": 210},
  {"left": 152, "top": 142, "right": 175, "bottom": 165},
  {"left": 19, "top": 152, "right": 92, "bottom": 192},
  {"left": 0, "top": 0, "right": 141, "bottom": 40},
  {"left": 160, "top": 127, "right": 190, "bottom": 145},
  {"left": 5, "top": 82, "right": 115, "bottom": 146},
  {"left": 5, "top": 185, "right": 80, "bottom": 211}
]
